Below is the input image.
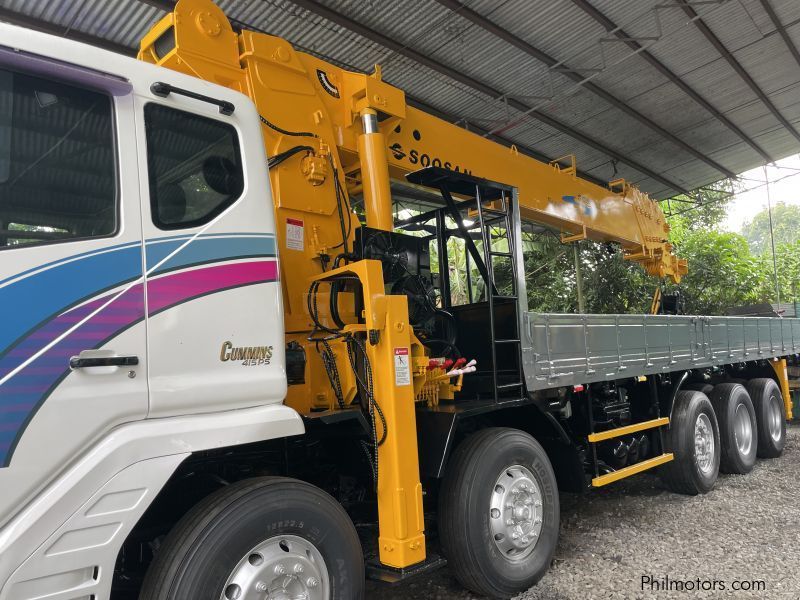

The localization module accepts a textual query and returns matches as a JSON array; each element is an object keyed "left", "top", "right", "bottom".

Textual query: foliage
[
  {"left": 520, "top": 231, "right": 577, "bottom": 313},
  {"left": 742, "top": 202, "right": 800, "bottom": 254},
  {"left": 664, "top": 180, "right": 735, "bottom": 240},
  {"left": 666, "top": 230, "right": 769, "bottom": 314}
]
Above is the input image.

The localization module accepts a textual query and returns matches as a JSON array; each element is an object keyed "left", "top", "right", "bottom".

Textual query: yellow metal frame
[
  {"left": 591, "top": 453, "right": 674, "bottom": 487},
  {"left": 308, "top": 260, "right": 426, "bottom": 568},
  {"left": 587, "top": 417, "right": 670, "bottom": 443},
  {"left": 770, "top": 358, "right": 794, "bottom": 420}
]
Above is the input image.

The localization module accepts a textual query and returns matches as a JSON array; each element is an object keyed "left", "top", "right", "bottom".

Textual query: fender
[{"left": 0, "top": 403, "right": 303, "bottom": 600}]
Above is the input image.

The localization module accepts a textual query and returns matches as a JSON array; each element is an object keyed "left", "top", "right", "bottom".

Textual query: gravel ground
[{"left": 367, "top": 422, "right": 800, "bottom": 600}]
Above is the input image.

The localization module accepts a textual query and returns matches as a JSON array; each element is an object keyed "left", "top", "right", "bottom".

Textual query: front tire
[
  {"left": 439, "top": 428, "right": 559, "bottom": 599},
  {"left": 661, "top": 390, "right": 720, "bottom": 495},
  {"left": 709, "top": 383, "right": 757, "bottom": 474},
  {"left": 746, "top": 378, "right": 787, "bottom": 458},
  {"left": 139, "top": 477, "right": 364, "bottom": 600}
]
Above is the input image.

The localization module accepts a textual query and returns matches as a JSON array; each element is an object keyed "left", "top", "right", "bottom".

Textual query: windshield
[{"left": 0, "top": 67, "right": 115, "bottom": 248}]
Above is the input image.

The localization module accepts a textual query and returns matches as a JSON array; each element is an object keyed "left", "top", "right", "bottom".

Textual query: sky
[{"left": 722, "top": 153, "right": 800, "bottom": 232}]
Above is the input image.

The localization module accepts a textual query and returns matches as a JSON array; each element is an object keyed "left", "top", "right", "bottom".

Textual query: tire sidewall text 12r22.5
[{"left": 138, "top": 477, "right": 364, "bottom": 600}]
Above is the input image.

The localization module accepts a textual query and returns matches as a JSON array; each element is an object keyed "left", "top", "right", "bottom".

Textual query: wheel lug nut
[
  {"left": 274, "top": 564, "right": 286, "bottom": 575},
  {"left": 293, "top": 563, "right": 304, "bottom": 574},
  {"left": 307, "top": 577, "right": 318, "bottom": 588},
  {"left": 255, "top": 581, "right": 268, "bottom": 592},
  {"left": 506, "top": 518, "right": 514, "bottom": 525}
]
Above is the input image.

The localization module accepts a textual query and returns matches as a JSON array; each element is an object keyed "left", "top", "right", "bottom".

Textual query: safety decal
[
  {"left": 394, "top": 347, "right": 410, "bottom": 386},
  {"left": 286, "top": 218, "right": 304, "bottom": 251}
]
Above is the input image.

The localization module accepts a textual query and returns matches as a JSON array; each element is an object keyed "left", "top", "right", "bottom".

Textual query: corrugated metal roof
[{"left": 1, "top": 0, "right": 799, "bottom": 199}]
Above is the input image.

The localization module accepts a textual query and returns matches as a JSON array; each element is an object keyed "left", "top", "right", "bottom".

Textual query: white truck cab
[{"left": 0, "top": 22, "right": 302, "bottom": 599}]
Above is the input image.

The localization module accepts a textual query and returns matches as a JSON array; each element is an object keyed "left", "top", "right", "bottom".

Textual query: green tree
[
  {"left": 664, "top": 180, "right": 735, "bottom": 239},
  {"left": 667, "top": 230, "right": 769, "bottom": 314},
  {"left": 741, "top": 202, "right": 800, "bottom": 253},
  {"left": 765, "top": 239, "right": 800, "bottom": 305},
  {"left": 580, "top": 242, "right": 651, "bottom": 313},
  {"left": 520, "top": 230, "right": 577, "bottom": 313}
]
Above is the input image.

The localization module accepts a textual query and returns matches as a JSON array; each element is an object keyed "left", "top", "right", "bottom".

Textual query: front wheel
[
  {"left": 438, "top": 428, "right": 559, "bottom": 599},
  {"left": 139, "top": 477, "right": 364, "bottom": 600}
]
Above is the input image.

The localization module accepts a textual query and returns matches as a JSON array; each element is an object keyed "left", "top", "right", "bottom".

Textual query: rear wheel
[
  {"left": 709, "top": 383, "right": 757, "bottom": 474},
  {"left": 661, "top": 390, "right": 720, "bottom": 495},
  {"left": 439, "top": 428, "right": 559, "bottom": 599},
  {"left": 684, "top": 382, "right": 714, "bottom": 395},
  {"left": 139, "top": 477, "right": 364, "bottom": 600},
  {"left": 746, "top": 378, "right": 786, "bottom": 458}
]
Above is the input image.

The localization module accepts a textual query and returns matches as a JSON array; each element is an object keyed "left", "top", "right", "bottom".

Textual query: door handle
[{"left": 69, "top": 355, "right": 139, "bottom": 369}]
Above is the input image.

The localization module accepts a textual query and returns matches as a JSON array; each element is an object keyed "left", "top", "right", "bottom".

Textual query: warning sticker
[
  {"left": 394, "top": 347, "right": 411, "bottom": 386},
  {"left": 286, "top": 218, "right": 304, "bottom": 251}
]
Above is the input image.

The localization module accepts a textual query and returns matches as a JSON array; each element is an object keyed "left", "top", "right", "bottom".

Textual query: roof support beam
[
  {"left": 570, "top": 0, "right": 773, "bottom": 164},
  {"left": 287, "top": 0, "right": 689, "bottom": 194},
  {"left": 758, "top": 0, "right": 800, "bottom": 71},
  {"left": 678, "top": 0, "right": 800, "bottom": 146},
  {"left": 135, "top": 0, "right": 174, "bottom": 12},
  {"left": 436, "top": 0, "right": 736, "bottom": 179},
  {"left": 0, "top": 7, "right": 133, "bottom": 56}
]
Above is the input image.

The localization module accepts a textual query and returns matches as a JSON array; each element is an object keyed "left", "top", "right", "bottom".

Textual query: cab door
[
  {"left": 0, "top": 56, "right": 147, "bottom": 519},
  {"left": 134, "top": 78, "right": 285, "bottom": 417}
]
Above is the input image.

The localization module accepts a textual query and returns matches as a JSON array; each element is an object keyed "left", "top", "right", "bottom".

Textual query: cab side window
[
  {"left": 0, "top": 67, "right": 116, "bottom": 248},
  {"left": 144, "top": 104, "right": 244, "bottom": 230}
]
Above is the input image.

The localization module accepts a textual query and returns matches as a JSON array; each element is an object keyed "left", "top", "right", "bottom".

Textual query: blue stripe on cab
[
  {"left": 145, "top": 235, "right": 276, "bottom": 274},
  {"left": 0, "top": 234, "right": 277, "bottom": 356},
  {"left": 0, "top": 245, "right": 143, "bottom": 354}
]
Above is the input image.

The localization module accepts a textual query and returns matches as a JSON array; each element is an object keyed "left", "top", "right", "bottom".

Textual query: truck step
[
  {"left": 496, "top": 381, "right": 523, "bottom": 390},
  {"left": 587, "top": 417, "right": 670, "bottom": 443},
  {"left": 591, "top": 453, "right": 674, "bottom": 487}
]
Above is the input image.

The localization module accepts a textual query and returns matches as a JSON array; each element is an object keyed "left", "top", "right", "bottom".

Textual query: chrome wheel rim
[
  {"left": 767, "top": 394, "right": 783, "bottom": 443},
  {"left": 220, "top": 534, "right": 329, "bottom": 600},
  {"left": 489, "top": 464, "right": 543, "bottom": 561},
  {"left": 694, "top": 413, "right": 715, "bottom": 475},
  {"left": 733, "top": 402, "right": 753, "bottom": 456}
]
